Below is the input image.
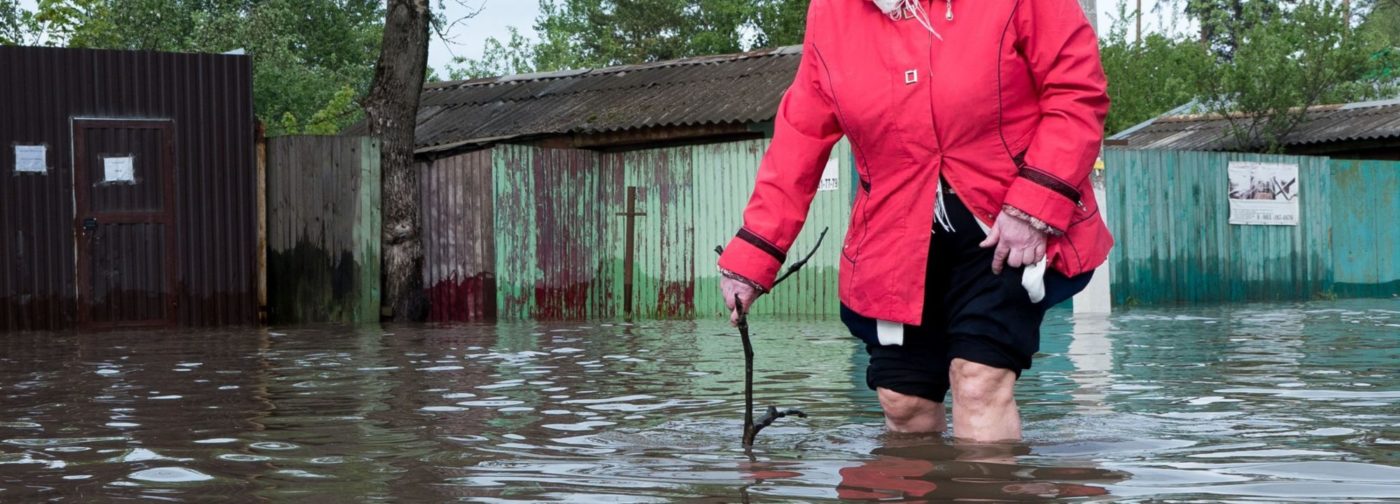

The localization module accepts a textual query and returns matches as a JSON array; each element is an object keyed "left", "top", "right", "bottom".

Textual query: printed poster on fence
[
  {"left": 818, "top": 155, "right": 839, "bottom": 192},
  {"left": 1227, "top": 161, "right": 1299, "bottom": 226}
]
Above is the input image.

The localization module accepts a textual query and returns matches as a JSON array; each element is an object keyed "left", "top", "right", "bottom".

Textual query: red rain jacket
[{"left": 718, "top": 0, "right": 1112, "bottom": 325}]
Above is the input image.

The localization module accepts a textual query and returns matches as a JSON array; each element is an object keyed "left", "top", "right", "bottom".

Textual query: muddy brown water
[{"left": 2, "top": 299, "right": 1398, "bottom": 502}]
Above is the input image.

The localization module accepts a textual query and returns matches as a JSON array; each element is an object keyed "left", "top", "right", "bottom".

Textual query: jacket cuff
[
  {"left": 1003, "top": 167, "right": 1080, "bottom": 234},
  {"left": 1002, "top": 205, "right": 1064, "bottom": 236},
  {"left": 719, "top": 268, "right": 767, "bottom": 293},
  {"left": 717, "top": 228, "right": 784, "bottom": 291}
]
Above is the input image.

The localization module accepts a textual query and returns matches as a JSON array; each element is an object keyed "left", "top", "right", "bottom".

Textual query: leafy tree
[
  {"left": 448, "top": 25, "right": 536, "bottom": 79},
  {"left": 751, "top": 0, "right": 807, "bottom": 48},
  {"left": 1, "top": 0, "right": 383, "bottom": 136},
  {"left": 1189, "top": 0, "right": 1397, "bottom": 151},
  {"left": 1100, "top": 19, "right": 1211, "bottom": 135},
  {"left": 1359, "top": 0, "right": 1400, "bottom": 46},
  {"left": 0, "top": 0, "right": 42, "bottom": 45},
  {"left": 447, "top": 0, "right": 810, "bottom": 79},
  {"left": 1183, "top": 0, "right": 1287, "bottom": 59}
]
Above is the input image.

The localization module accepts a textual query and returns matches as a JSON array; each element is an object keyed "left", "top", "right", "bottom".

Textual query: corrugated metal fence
[
  {"left": 420, "top": 138, "right": 853, "bottom": 321},
  {"left": 1329, "top": 159, "right": 1400, "bottom": 297},
  {"left": 1104, "top": 148, "right": 1399, "bottom": 304},
  {"left": 420, "top": 150, "right": 497, "bottom": 322},
  {"left": 265, "top": 136, "right": 381, "bottom": 323}
]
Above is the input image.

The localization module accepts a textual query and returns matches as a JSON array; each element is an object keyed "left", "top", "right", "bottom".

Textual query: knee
[
  {"left": 878, "top": 388, "right": 942, "bottom": 431},
  {"left": 950, "top": 359, "right": 1015, "bottom": 409}
]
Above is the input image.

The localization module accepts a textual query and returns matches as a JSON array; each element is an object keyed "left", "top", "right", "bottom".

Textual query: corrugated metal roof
[
  {"left": 374, "top": 46, "right": 802, "bottom": 153},
  {"left": 1109, "top": 98, "right": 1400, "bottom": 151}
]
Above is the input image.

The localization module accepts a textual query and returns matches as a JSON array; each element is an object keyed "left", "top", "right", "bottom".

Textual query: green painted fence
[
  {"left": 1104, "top": 148, "right": 1399, "bottom": 305},
  {"left": 470, "top": 138, "right": 853, "bottom": 320},
  {"left": 1329, "top": 159, "right": 1400, "bottom": 298},
  {"left": 266, "top": 136, "right": 382, "bottom": 323},
  {"left": 689, "top": 139, "right": 853, "bottom": 319}
]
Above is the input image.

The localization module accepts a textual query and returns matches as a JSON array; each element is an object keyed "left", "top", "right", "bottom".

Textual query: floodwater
[{"left": 2, "top": 300, "right": 1398, "bottom": 502}]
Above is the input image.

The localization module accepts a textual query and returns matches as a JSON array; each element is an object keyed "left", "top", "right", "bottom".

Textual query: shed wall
[
  {"left": 0, "top": 46, "right": 256, "bottom": 330},
  {"left": 421, "top": 138, "right": 853, "bottom": 321}
]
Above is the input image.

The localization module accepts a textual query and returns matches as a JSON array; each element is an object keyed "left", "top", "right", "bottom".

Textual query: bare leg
[
  {"left": 877, "top": 387, "right": 947, "bottom": 433},
  {"left": 949, "top": 358, "right": 1021, "bottom": 442}
]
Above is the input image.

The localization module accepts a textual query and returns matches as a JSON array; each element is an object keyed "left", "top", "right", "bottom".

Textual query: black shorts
[{"left": 841, "top": 189, "right": 1089, "bottom": 403}]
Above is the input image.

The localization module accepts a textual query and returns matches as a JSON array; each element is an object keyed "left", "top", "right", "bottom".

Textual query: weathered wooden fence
[
  {"left": 1104, "top": 148, "right": 1400, "bottom": 304},
  {"left": 419, "top": 138, "right": 853, "bottom": 321},
  {"left": 266, "top": 136, "right": 381, "bottom": 323}
]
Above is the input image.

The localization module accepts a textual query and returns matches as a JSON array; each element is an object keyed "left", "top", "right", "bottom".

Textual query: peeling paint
[{"left": 420, "top": 138, "right": 856, "bottom": 320}]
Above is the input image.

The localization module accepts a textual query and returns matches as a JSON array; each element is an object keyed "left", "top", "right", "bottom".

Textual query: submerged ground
[{"left": 2, "top": 299, "right": 1398, "bottom": 501}]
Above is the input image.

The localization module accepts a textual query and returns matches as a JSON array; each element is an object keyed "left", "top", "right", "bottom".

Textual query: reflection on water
[{"left": 1, "top": 299, "right": 1397, "bottom": 501}]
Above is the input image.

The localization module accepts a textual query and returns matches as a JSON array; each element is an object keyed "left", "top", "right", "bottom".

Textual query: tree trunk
[{"left": 364, "top": 0, "right": 431, "bottom": 322}]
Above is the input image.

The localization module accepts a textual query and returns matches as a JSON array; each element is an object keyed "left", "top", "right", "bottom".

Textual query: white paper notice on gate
[
  {"left": 14, "top": 145, "right": 47, "bottom": 173},
  {"left": 103, "top": 156, "right": 136, "bottom": 184},
  {"left": 1227, "top": 161, "right": 1299, "bottom": 226},
  {"left": 818, "top": 155, "right": 839, "bottom": 192}
]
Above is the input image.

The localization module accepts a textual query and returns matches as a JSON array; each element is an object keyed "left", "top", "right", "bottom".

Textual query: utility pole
[{"left": 1079, "top": 0, "right": 1098, "bottom": 33}]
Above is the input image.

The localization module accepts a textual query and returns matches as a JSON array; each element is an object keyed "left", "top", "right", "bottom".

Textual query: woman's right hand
[{"left": 721, "top": 275, "right": 762, "bottom": 326}]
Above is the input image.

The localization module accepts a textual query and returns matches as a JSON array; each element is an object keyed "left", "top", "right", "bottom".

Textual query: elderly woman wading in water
[{"left": 717, "top": 0, "right": 1112, "bottom": 442}]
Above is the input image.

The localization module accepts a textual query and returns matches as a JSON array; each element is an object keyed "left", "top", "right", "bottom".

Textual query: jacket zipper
[{"left": 1018, "top": 167, "right": 1085, "bottom": 208}]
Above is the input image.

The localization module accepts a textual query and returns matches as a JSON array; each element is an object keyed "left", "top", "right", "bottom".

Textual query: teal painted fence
[
  {"left": 1104, "top": 148, "right": 1399, "bottom": 304},
  {"left": 450, "top": 138, "right": 852, "bottom": 320},
  {"left": 266, "top": 136, "right": 382, "bottom": 323},
  {"left": 1329, "top": 159, "right": 1400, "bottom": 297}
]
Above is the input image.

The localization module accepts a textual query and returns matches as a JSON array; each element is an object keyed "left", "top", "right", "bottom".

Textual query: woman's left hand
[{"left": 978, "top": 212, "right": 1047, "bottom": 274}]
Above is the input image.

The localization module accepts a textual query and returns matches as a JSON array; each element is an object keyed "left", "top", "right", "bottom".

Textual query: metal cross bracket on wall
[{"left": 616, "top": 186, "right": 647, "bottom": 318}]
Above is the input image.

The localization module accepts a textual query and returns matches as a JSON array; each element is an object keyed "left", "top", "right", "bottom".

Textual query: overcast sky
[{"left": 431, "top": 0, "right": 541, "bottom": 73}]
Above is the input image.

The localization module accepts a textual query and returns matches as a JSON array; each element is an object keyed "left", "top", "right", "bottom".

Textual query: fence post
[
  {"left": 1074, "top": 158, "right": 1113, "bottom": 314},
  {"left": 256, "top": 121, "right": 268, "bottom": 324}
]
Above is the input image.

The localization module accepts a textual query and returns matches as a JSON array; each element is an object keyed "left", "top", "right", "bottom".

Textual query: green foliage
[
  {"left": 1184, "top": 0, "right": 1287, "bottom": 59},
  {"left": 2, "top": 0, "right": 382, "bottom": 136},
  {"left": 1103, "top": 0, "right": 1399, "bottom": 151},
  {"left": 305, "top": 85, "right": 363, "bottom": 135},
  {"left": 449, "top": 25, "right": 536, "bottom": 80},
  {"left": 1100, "top": 12, "right": 1211, "bottom": 135},
  {"left": 1360, "top": 0, "right": 1400, "bottom": 46},
  {"left": 446, "top": 0, "right": 810, "bottom": 79},
  {"left": 0, "top": 1, "right": 38, "bottom": 45},
  {"left": 1189, "top": 0, "right": 1397, "bottom": 151}
]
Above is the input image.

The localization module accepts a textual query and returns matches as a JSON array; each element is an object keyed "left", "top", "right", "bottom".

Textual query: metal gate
[{"left": 72, "top": 119, "right": 178, "bottom": 328}]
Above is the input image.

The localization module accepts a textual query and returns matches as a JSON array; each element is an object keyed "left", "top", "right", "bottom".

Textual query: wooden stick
[
  {"left": 719, "top": 227, "right": 828, "bottom": 448},
  {"left": 736, "top": 293, "right": 756, "bottom": 446}
]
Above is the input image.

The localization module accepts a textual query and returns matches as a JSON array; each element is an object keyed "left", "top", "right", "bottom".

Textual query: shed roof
[
  {"left": 1108, "top": 98, "right": 1400, "bottom": 151},
  {"left": 386, "top": 45, "right": 802, "bottom": 154}
]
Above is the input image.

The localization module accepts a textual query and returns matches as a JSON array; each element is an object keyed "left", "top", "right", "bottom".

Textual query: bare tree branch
[{"left": 431, "top": 0, "right": 486, "bottom": 57}]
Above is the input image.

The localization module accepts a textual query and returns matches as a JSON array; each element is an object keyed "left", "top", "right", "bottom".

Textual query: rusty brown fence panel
[{"left": 420, "top": 150, "right": 497, "bottom": 322}]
